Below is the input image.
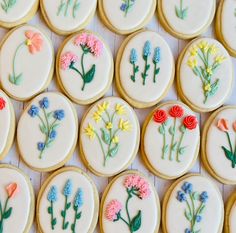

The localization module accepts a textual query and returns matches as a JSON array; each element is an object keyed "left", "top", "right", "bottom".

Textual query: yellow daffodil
[
  {"left": 112, "top": 136, "right": 119, "bottom": 144},
  {"left": 84, "top": 123, "right": 95, "bottom": 140},
  {"left": 97, "top": 101, "right": 110, "bottom": 114},
  {"left": 106, "top": 122, "right": 113, "bottom": 130},
  {"left": 119, "top": 119, "right": 131, "bottom": 131},
  {"left": 189, "top": 46, "right": 198, "bottom": 57},
  {"left": 198, "top": 41, "right": 209, "bottom": 52},
  {"left": 204, "top": 84, "right": 212, "bottom": 92},
  {"left": 215, "top": 55, "right": 226, "bottom": 64},
  {"left": 115, "top": 104, "right": 125, "bottom": 115},
  {"left": 206, "top": 67, "right": 213, "bottom": 76},
  {"left": 187, "top": 58, "right": 198, "bottom": 69},
  {"left": 93, "top": 112, "right": 101, "bottom": 123},
  {"left": 209, "top": 44, "right": 219, "bottom": 55}
]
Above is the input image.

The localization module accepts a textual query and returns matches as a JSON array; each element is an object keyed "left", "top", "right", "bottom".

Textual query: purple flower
[
  {"left": 181, "top": 182, "right": 193, "bottom": 194},
  {"left": 28, "top": 105, "right": 39, "bottom": 117}
]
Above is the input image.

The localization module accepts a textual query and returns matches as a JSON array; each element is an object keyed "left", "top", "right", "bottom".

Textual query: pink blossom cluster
[
  {"left": 124, "top": 175, "right": 151, "bottom": 199},
  {"left": 74, "top": 33, "right": 103, "bottom": 57},
  {"left": 60, "top": 52, "right": 78, "bottom": 70},
  {"left": 105, "top": 199, "right": 122, "bottom": 221}
]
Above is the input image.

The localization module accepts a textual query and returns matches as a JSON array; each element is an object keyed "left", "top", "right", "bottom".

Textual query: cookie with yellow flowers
[
  {"left": 176, "top": 38, "right": 233, "bottom": 113},
  {"left": 79, "top": 97, "right": 140, "bottom": 177}
]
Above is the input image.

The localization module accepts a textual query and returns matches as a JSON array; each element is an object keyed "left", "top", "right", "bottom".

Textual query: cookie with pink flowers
[
  {"left": 56, "top": 30, "right": 114, "bottom": 105},
  {"left": 100, "top": 170, "right": 161, "bottom": 233}
]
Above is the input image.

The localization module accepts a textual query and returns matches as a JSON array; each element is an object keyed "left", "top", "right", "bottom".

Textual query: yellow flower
[
  {"left": 97, "top": 101, "right": 110, "bottom": 114},
  {"left": 215, "top": 55, "right": 226, "bottom": 64},
  {"left": 206, "top": 67, "right": 213, "bottom": 76},
  {"left": 93, "top": 112, "right": 101, "bottom": 123},
  {"left": 112, "top": 136, "right": 119, "bottom": 144},
  {"left": 119, "top": 119, "right": 132, "bottom": 131},
  {"left": 198, "top": 41, "right": 209, "bottom": 52},
  {"left": 189, "top": 46, "right": 198, "bottom": 56},
  {"left": 187, "top": 58, "right": 198, "bottom": 69},
  {"left": 204, "top": 84, "right": 211, "bottom": 92},
  {"left": 115, "top": 104, "right": 126, "bottom": 115},
  {"left": 106, "top": 122, "right": 113, "bottom": 130},
  {"left": 209, "top": 44, "right": 219, "bottom": 55},
  {"left": 84, "top": 124, "right": 95, "bottom": 140}
]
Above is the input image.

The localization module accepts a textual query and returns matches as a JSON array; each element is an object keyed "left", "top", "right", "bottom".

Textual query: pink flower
[
  {"left": 105, "top": 200, "right": 122, "bottom": 221},
  {"left": 60, "top": 52, "right": 78, "bottom": 70},
  {"left": 93, "top": 40, "right": 103, "bottom": 57},
  {"left": 86, "top": 34, "right": 96, "bottom": 48},
  {"left": 25, "top": 30, "right": 43, "bottom": 54},
  {"left": 74, "top": 33, "right": 87, "bottom": 46}
]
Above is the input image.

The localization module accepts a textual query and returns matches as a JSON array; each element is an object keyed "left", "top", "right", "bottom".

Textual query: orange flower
[
  {"left": 233, "top": 121, "right": 236, "bottom": 132},
  {"left": 6, "top": 183, "right": 19, "bottom": 198},
  {"left": 217, "top": 119, "right": 229, "bottom": 132},
  {"left": 25, "top": 31, "right": 43, "bottom": 54}
]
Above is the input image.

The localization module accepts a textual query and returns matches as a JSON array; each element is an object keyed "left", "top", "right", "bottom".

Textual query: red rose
[
  {"left": 0, "top": 97, "right": 6, "bottom": 110},
  {"left": 183, "top": 115, "right": 198, "bottom": 130},
  {"left": 169, "top": 105, "right": 184, "bottom": 118},
  {"left": 153, "top": 109, "right": 168, "bottom": 124}
]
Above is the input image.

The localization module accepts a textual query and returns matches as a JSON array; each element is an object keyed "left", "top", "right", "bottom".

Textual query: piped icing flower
[
  {"left": 169, "top": 105, "right": 184, "bottom": 118},
  {"left": 60, "top": 52, "right": 78, "bottom": 70},
  {"left": 6, "top": 183, "right": 19, "bottom": 198},
  {"left": 217, "top": 118, "right": 229, "bottom": 132},
  {"left": 183, "top": 115, "right": 198, "bottom": 130},
  {"left": 25, "top": 30, "right": 43, "bottom": 54},
  {"left": 0, "top": 97, "right": 6, "bottom": 110},
  {"left": 105, "top": 199, "right": 122, "bottom": 221},
  {"left": 153, "top": 109, "right": 168, "bottom": 124},
  {"left": 47, "top": 186, "right": 58, "bottom": 202}
]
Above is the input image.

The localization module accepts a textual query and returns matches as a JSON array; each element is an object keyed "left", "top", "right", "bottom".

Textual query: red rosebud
[
  {"left": 183, "top": 115, "right": 198, "bottom": 130},
  {"left": 153, "top": 109, "right": 168, "bottom": 124},
  {"left": 0, "top": 97, "right": 6, "bottom": 110},
  {"left": 169, "top": 105, "right": 184, "bottom": 118}
]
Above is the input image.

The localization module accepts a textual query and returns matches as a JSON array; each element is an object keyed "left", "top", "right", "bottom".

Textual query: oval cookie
[
  {"left": 17, "top": 92, "right": 78, "bottom": 172},
  {"left": 37, "top": 166, "right": 99, "bottom": 233},
  {"left": 142, "top": 101, "right": 200, "bottom": 179},
  {"left": 202, "top": 106, "right": 236, "bottom": 184},
  {"left": 100, "top": 170, "right": 161, "bottom": 233},
  {"left": 177, "top": 38, "right": 233, "bottom": 112},
  {"left": 116, "top": 30, "right": 175, "bottom": 108},
  {"left": 224, "top": 191, "right": 236, "bottom": 233},
  {"left": 0, "top": 0, "right": 38, "bottom": 28},
  {"left": 158, "top": 0, "right": 216, "bottom": 39},
  {"left": 162, "top": 174, "right": 224, "bottom": 233},
  {"left": 79, "top": 97, "right": 140, "bottom": 177},
  {"left": 98, "top": 0, "right": 156, "bottom": 35},
  {"left": 0, "top": 24, "right": 54, "bottom": 101},
  {"left": 216, "top": 0, "right": 236, "bottom": 57},
  {"left": 40, "top": 0, "right": 97, "bottom": 35},
  {"left": 0, "top": 164, "right": 35, "bottom": 233},
  {"left": 56, "top": 30, "right": 113, "bottom": 105},
  {"left": 0, "top": 90, "right": 15, "bottom": 160}
]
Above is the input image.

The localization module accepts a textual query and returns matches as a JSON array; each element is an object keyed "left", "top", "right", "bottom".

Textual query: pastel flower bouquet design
[
  {"left": 153, "top": 105, "right": 198, "bottom": 162},
  {"left": 60, "top": 33, "right": 103, "bottom": 91},
  {"left": 47, "top": 179, "right": 83, "bottom": 232},
  {"left": 177, "top": 182, "right": 209, "bottom": 233},
  {"left": 28, "top": 97, "right": 65, "bottom": 159},
  {"left": 120, "top": 0, "right": 136, "bottom": 17},
  {"left": 0, "top": 97, "right": 6, "bottom": 111},
  {"left": 187, "top": 41, "right": 226, "bottom": 104},
  {"left": 84, "top": 101, "right": 132, "bottom": 166},
  {"left": 9, "top": 30, "right": 43, "bottom": 85},
  {"left": 57, "top": 0, "right": 80, "bottom": 18},
  {"left": 0, "top": 183, "right": 19, "bottom": 233},
  {"left": 175, "top": 0, "right": 188, "bottom": 20},
  {"left": 105, "top": 175, "right": 150, "bottom": 233},
  {"left": 1, "top": 0, "right": 16, "bottom": 13},
  {"left": 217, "top": 118, "right": 236, "bottom": 168}
]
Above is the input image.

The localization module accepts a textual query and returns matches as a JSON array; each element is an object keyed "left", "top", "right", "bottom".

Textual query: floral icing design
[
  {"left": 9, "top": 30, "right": 43, "bottom": 86},
  {"left": 57, "top": 0, "right": 80, "bottom": 18},
  {"left": 187, "top": 41, "right": 226, "bottom": 104},
  {"left": 0, "top": 98, "right": 6, "bottom": 110},
  {"left": 27, "top": 97, "right": 65, "bottom": 159},
  {"left": 0, "top": 183, "right": 19, "bottom": 233},
  {"left": 175, "top": 0, "right": 188, "bottom": 20},
  {"left": 153, "top": 105, "right": 198, "bottom": 162},
  {"left": 60, "top": 33, "right": 103, "bottom": 91},
  {"left": 105, "top": 175, "right": 151, "bottom": 233},
  {"left": 177, "top": 182, "right": 209, "bottom": 233},
  {"left": 1, "top": 0, "right": 17, "bottom": 13},
  {"left": 120, "top": 0, "right": 136, "bottom": 17},
  {"left": 47, "top": 186, "right": 58, "bottom": 230},
  {"left": 217, "top": 118, "right": 236, "bottom": 168},
  {"left": 84, "top": 101, "right": 132, "bottom": 166}
]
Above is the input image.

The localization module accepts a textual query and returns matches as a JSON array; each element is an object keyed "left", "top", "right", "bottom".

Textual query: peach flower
[
  {"left": 25, "top": 30, "right": 43, "bottom": 54},
  {"left": 217, "top": 118, "right": 229, "bottom": 132},
  {"left": 6, "top": 183, "right": 19, "bottom": 198}
]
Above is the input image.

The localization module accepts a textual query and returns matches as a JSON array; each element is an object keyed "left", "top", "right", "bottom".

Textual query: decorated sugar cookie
[
  {"left": 98, "top": 0, "right": 156, "bottom": 35},
  {"left": 40, "top": 0, "right": 97, "bottom": 35},
  {"left": 224, "top": 191, "right": 236, "bottom": 233},
  {"left": 141, "top": 101, "right": 200, "bottom": 179},
  {"left": 79, "top": 97, "right": 140, "bottom": 177},
  {"left": 0, "top": 0, "right": 38, "bottom": 28},
  {"left": 162, "top": 174, "right": 224, "bottom": 233},
  {"left": 0, "top": 164, "right": 35, "bottom": 233},
  {"left": 177, "top": 38, "right": 233, "bottom": 112},
  {"left": 216, "top": 0, "right": 236, "bottom": 57},
  {"left": 202, "top": 106, "right": 236, "bottom": 184},
  {"left": 56, "top": 30, "right": 113, "bottom": 105},
  {"left": 37, "top": 166, "right": 99, "bottom": 233},
  {"left": 158, "top": 0, "right": 216, "bottom": 39},
  {"left": 100, "top": 170, "right": 161, "bottom": 233},
  {"left": 17, "top": 92, "right": 78, "bottom": 172},
  {"left": 0, "top": 24, "right": 54, "bottom": 101},
  {"left": 0, "top": 90, "right": 15, "bottom": 160},
  {"left": 116, "top": 30, "right": 175, "bottom": 108}
]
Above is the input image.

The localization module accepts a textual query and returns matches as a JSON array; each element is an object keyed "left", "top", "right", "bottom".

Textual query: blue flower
[
  {"left": 28, "top": 105, "right": 39, "bottom": 117},
  {"left": 39, "top": 97, "right": 49, "bottom": 109},
  {"left": 185, "top": 229, "right": 192, "bottom": 233},
  {"left": 120, "top": 3, "right": 127, "bottom": 11},
  {"left": 53, "top": 110, "right": 65, "bottom": 121},
  {"left": 47, "top": 186, "right": 58, "bottom": 202},
  {"left": 37, "top": 142, "right": 45, "bottom": 151},
  {"left": 177, "top": 191, "right": 186, "bottom": 202},
  {"left": 200, "top": 191, "right": 209, "bottom": 203},
  {"left": 143, "top": 40, "right": 151, "bottom": 57},
  {"left": 130, "top": 48, "right": 138, "bottom": 64},
  {"left": 49, "top": 130, "right": 57, "bottom": 140},
  {"left": 153, "top": 47, "right": 161, "bottom": 64},
  {"left": 181, "top": 182, "right": 193, "bottom": 194},
  {"left": 196, "top": 215, "right": 202, "bottom": 223},
  {"left": 74, "top": 188, "right": 84, "bottom": 208},
  {"left": 63, "top": 179, "right": 72, "bottom": 197}
]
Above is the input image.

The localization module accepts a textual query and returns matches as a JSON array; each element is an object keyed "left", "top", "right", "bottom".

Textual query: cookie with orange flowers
[
  {"left": 141, "top": 101, "right": 200, "bottom": 179},
  {"left": 202, "top": 106, "right": 236, "bottom": 184}
]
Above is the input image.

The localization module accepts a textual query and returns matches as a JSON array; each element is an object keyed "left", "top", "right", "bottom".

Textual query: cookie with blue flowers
[{"left": 17, "top": 92, "right": 78, "bottom": 172}]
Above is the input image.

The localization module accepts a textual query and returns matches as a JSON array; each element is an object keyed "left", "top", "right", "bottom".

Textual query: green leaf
[
  {"left": 163, "top": 119, "right": 170, "bottom": 126},
  {"left": 222, "top": 146, "right": 234, "bottom": 162},
  {"left": 192, "top": 192, "right": 199, "bottom": 200},
  {"left": 163, "top": 145, "right": 169, "bottom": 154},
  {"left": 39, "top": 125, "right": 47, "bottom": 134},
  {"left": 61, "top": 210, "right": 65, "bottom": 217},
  {"left": 209, "top": 79, "right": 219, "bottom": 96},
  {"left": 9, "top": 74, "right": 15, "bottom": 84},
  {"left": 101, "top": 128, "right": 110, "bottom": 145},
  {"left": 15, "top": 73, "right": 23, "bottom": 85},
  {"left": 46, "top": 140, "right": 54, "bottom": 148},
  {"left": 3, "top": 207, "right": 12, "bottom": 219},
  {"left": 171, "top": 142, "right": 178, "bottom": 151},
  {"left": 52, "top": 218, "right": 57, "bottom": 226},
  {"left": 169, "top": 126, "right": 175, "bottom": 135},
  {"left": 130, "top": 210, "right": 142, "bottom": 232},
  {"left": 66, "top": 202, "right": 71, "bottom": 209},
  {"left": 175, "top": 6, "right": 182, "bottom": 18},
  {"left": 134, "top": 66, "right": 139, "bottom": 73},
  {"left": 73, "top": 205, "right": 78, "bottom": 211},
  {"left": 47, "top": 111, "right": 53, "bottom": 118},
  {"left": 63, "top": 221, "right": 69, "bottom": 230},
  {"left": 178, "top": 147, "right": 186, "bottom": 155},
  {"left": 52, "top": 123, "right": 59, "bottom": 130},
  {"left": 184, "top": 210, "right": 192, "bottom": 221},
  {"left": 109, "top": 144, "right": 119, "bottom": 157},
  {"left": 158, "top": 125, "right": 165, "bottom": 135},
  {"left": 71, "top": 223, "right": 75, "bottom": 231},
  {"left": 57, "top": 2, "right": 66, "bottom": 16},
  {"left": 179, "top": 125, "right": 186, "bottom": 133},
  {"left": 199, "top": 204, "right": 205, "bottom": 214},
  {"left": 155, "top": 67, "right": 160, "bottom": 75},
  {"left": 146, "top": 64, "right": 150, "bottom": 70},
  {"left": 83, "top": 65, "right": 96, "bottom": 83},
  {"left": 48, "top": 206, "right": 52, "bottom": 214},
  {"left": 182, "top": 8, "right": 188, "bottom": 19},
  {"left": 76, "top": 211, "right": 82, "bottom": 219}
]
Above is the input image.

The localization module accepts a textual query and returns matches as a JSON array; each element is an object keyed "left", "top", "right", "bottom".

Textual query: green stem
[
  {"left": 94, "top": 131, "right": 107, "bottom": 166},
  {"left": 169, "top": 118, "right": 176, "bottom": 161},
  {"left": 185, "top": 199, "right": 194, "bottom": 229},
  {"left": 125, "top": 0, "right": 130, "bottom": 17},
  {"left": 72, "top": 208, "right": 78, "bottom": 233},
  {"left": 131, "top": 63, "right": 136, "bottom": 82},
  {"left": 180, "top": 0, "right": 183, "bottom": 12},
  {"left": 192, "top": 202, "right": 204, "bottom": 231},
  {"left": 176, "top": 130, "right": 186, "bottom": 162},
  {"left": 0, "top": 197, "right": 9, "bottom": 233},
  {"left": 119, "top": 215, "right": 130, "bottom": 227},
  {"left": 161, "top": 125, "right": 167, "bottom": 160},
  {"left": 226, "top": 132, "right": 234, "bottom": 153},
  {"left": 189, "top": 194, "right": 196, "bottom": 229},
  {"left": 62, "top": 196, "right": 68, "bottom": 229},
  {"left": 50, "top": 201, "right": 55, "bottom": 230},
  {"left": 153, "top": 63, "right": 157, "bottom": 83},
  {"left": 142, "top": 56, "right": 148, "bottom": 85},
  {"left": 65, "top": 0, "right": 70, "bottom": 16}
]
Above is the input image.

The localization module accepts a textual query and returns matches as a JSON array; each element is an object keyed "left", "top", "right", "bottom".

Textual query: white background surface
[{"left": 0, "top": 2, "right": 236, "bottom": 232}]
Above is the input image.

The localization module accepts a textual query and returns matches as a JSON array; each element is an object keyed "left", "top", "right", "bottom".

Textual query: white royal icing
[
  {"left": 17, "top": 92, "right": 77, "bottom": 171},
  {"left": 119, "top": 30, "right": 174, "bottom": 106},
  {"left": 41, "top": 0, "right": 97, "bottom": 33},
  {"left": 179, "top": 38, "right": 233, "bottom": 111},
  {"left": 0, "top": 24, "right": 53, "bottom": 101},
  {"left": 165, "top": 175, "right": 223, "bottom": 233},
  {"left": 143, "top": 102, "right": 199, "bottom": 178},
  {"left": 229, "top": 200, "right": 236, "bottom": 233},
  {"left": 80, "top": 97, "right": 139, "bottom": 176}
]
